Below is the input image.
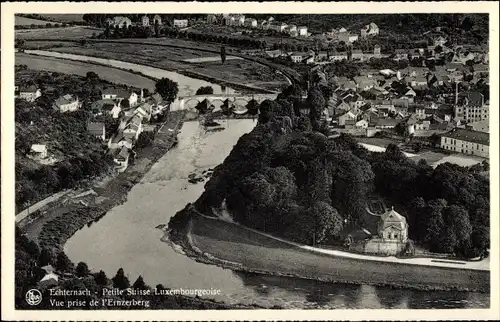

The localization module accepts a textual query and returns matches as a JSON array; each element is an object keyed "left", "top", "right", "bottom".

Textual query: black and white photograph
[{"left": 1, "top": 1, "right": 499, "bottom": 321}]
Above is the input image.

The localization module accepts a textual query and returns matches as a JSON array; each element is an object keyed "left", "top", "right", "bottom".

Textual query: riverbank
[{"left": 168, "top": 205, "right": 490, "bottom": 294}]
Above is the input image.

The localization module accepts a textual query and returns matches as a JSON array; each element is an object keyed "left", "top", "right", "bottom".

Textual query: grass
[
  {"left": 15, "top": 16, "right": 51, "bottom": 26},
  {"left": 37, "top": 14, "right": 85, "bottom": 23},
  {"left": 16, "top": 53, "right": 157, "bottom": 91},
  {"left": 189, "top": 213, "right": 489, "bottom": 292},
  {"left": 16, "top": 26, "right": 101, "bottom": 39},
  {"left": 30, "top": 42, "right": 289, "bottom": 92}
]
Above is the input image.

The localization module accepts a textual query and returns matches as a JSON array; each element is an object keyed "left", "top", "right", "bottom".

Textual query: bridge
[{"left": 170, "top": 93, "right": 278, "bottom": 112}]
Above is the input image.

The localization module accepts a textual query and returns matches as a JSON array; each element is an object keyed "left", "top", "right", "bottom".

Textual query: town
[{"left": 12, "top": 12, "right": 491, "bottom": 311}]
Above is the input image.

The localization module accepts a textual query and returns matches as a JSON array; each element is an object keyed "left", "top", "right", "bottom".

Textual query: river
[{"left": 40, "top": 51, "right": 489, "bottom": 309}]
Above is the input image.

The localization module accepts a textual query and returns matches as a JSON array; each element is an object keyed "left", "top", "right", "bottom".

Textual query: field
[
  {"left": 189, "top": 214, "right": 489, "bottom": 292},
  {"left": 15, "top": 16, "right": 51, "bottom": 26},
  {"left": 16, "top": 26, "right": 101, "bottom": 39},
  {"left": 15, "top": 53, "right": 157, "bottom": 91},
  {"left": 30, "top": 41, "right": 289, "bottom": 92},
  {"left": 38, "top": 14, "right": 85, "bottom": 23}
]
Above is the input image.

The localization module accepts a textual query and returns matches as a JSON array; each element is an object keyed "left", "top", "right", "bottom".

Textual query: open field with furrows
[
  {"left": 15, "top": 16, "right": 52, "bottom": 26},
  {"left": 37, "top": 42, "right": 289, "bottom": 91},
  {"left": 15, "top": 53, "right": 156, "bottom": 91},
  {"left": 189, "top": 214, "right": 489, "bottom": 292},
  {"left": 16, "top": 26, "right": 101, "bottom": 39}
]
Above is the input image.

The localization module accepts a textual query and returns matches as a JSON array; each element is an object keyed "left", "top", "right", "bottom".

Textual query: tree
[
  {"left": 195, "top": 86, "right": 214, "bottom": 95},
  {"left": 38, "top": 248, "right": 53, "bottom": 266},
  {"left": 86, "top": 71, "right": 99, "bottom": 80},
  {"left": 75, "top": 261, "right": 90, "bottom": 277},
  {"left": 305, "top": 87, "right": 325, "bottom": 128},
  {"left": 94, "top": 270, "right": 108, "bottom": 286},
  {"left": 246, "top": 99, "right": 259, "bottom": 115},
  {"left": 132, "top": 275, "right": 148, "bottom": 290},
  {"left": 55, "top": 251, "right": 74, "bottom": 273},
  {"left": 15, "top": 38, "right": 25, "bottom": 49},
  {"left": 220, "top": 45, "right": 227, "bottom": 64},
  {"left": 155, "top": 77, "right": 179, "bottom": 103},
  {"left": 258, "top": 100, "right": 279, "bottom": 124},
  {"left": 309, "top": 201, "right": 343, "bottom": 245},
  {"left": 112, "top": 268, "right": 130, "bottom": 290}
]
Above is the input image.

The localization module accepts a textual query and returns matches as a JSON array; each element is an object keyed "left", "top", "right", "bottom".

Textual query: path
[
  {"left": 16, "top": 189, "right": 71, "bottom": 223},
  {"left": 193, "top": 209, "right": 489, "bottom": 271}
]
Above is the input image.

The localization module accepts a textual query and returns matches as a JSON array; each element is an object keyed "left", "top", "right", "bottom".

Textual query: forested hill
[
  {"left": 250, "top": 13, "right": 488, "bottom": 35},
  {"left": 181, "top": 84, "right": 490, "bottom": 259}
]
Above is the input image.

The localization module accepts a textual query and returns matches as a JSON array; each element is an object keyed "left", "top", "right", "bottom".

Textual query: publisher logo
[{"left": 25, "top": 289, "right": 42, "bottom": 306}]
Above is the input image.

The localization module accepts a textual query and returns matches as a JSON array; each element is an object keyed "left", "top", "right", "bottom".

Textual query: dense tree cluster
[{"left": 190, "top": 82, "right": 489, "bottom": 257}]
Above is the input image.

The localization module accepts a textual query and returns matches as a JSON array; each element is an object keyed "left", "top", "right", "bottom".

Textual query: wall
[{"left": 350, "top": 238, "right": 405, "bottom": 256}]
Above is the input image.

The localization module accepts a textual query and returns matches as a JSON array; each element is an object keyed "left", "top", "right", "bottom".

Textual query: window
[{"left": 394, "top": 234, "right": 398, "bottom": 239}]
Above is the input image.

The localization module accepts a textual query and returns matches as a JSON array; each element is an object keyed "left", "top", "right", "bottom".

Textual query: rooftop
[{"left": 442, "top": 128, "right": 489, "bottom": 146}]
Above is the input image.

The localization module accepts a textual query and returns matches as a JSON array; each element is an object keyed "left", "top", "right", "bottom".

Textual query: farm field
[
  {"left": 15, "top": 53, "right": 156, "bottom": 91},
  {"left": 16, "top": 26, "right": 101, "bottom": 39},
  {"left": 38, "top": 14, "right": 85, "bottom": 23},
  {"left": 15, "top": 16, "right": 51, "bottom": 26},
  {"left": 32, "top": 42, "right": 289, "bottom": 91}
]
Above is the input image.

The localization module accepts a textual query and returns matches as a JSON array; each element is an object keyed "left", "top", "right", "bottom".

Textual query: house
[
  {"left": 355, "top": 119, "right": 369, "bottom": 128},
  {"left": 375, "top": 117, "right": 400, "bottom": 129},
  {"left": 207, "top": 14, "right": 217, "bottom": 24},
  {"left": 265, "top": 49, "right": 283, "bottom": 58},
  {"left": 38, "top": 273, "right": 59, "bottom": 289},
  {"left": 173, "top": 19, "right": 188, "bottom": 28},
  {"left": 29, "top": 144, "right": 48, "bottom": 159},
  {"left": 141, "top": 15, "right": 150, "bottom": 27},
  {"left": 223, "top": 15, "right": 235, "bottom": 26},
  {"left": 360, "top": 22, "right": 379, "bottom": 37},
  {"left": 347, "top": 206, "right": 409, "bottom": 256},
  {"left": 434, "top": 36, "right": 447, "bottom": 47},
  {"left": 153, "top": 14, "right": 162, "bottom": 25},
  {"left": 102, "top": 88, "right": 139, "bottom": 107},
  {"left": 338, "top": 32, "right": 358, "bottom": 43},
  {"left": 53, "top": 94, "right": 80, "bottom": 113},
  {"left": 473, "top": 64, "right": 488, "bottom": 76},
  {"left": 351, "top": 49, "right": 364, "bottom": 61},
  {"left": 92, "top": 99, "right": 121, "bottom": 118},
  {"left": 298, "top": 26, "right": 308, "bottom": 37},
  {"left": 285, "top": 24, "right": 297, "bottom": 35},
  {"left": 108, "top": 131, "right": 133, "bottom": 150},
  {"left": 87, "top": 122, "right": 106, "bottom": 141},
  {"left": 330, "top": 51, "right": 348, "bottom": 61},
  {"left": 269, "top": 22, "right": 288, "bottom": 33},
  {"left": 123, "top": 114, "right": 143, "bottom": 140},
  {"left": 393, "top": 49, "right": 408, "bottom": 61},
  {"left": 289, "top": 52, "right": 311, "bottom": 64},
  {"left": 338, "top": 110, "right": 358, "bottom": 126},
  {"left": 18, "top": 85, "right": 41, "bottom": 102},
  {"left": 113, "top": 147, "right": 130, "bottom": 172},
  {"left": 41, "top": 265, "right": 55, "bottom": 274},
  {"left": 354, "top": 76, "right": 378, "bottom": 91},
  {"left": 108, "top": 16, "right": 132, "bottom": 29},
  {"left": 244, "top": 18, "right": 257, "bottom": 28},
  {"left": 411, "top": 76, "right": 428, "bottom": 88},
  {"left": 134, "top": 102, "right": 153, "bottom": 121},
  {"left": 440, "top": 128, "right": 489, "bottom": 158}
]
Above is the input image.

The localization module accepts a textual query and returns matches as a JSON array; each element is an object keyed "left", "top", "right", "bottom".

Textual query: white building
[
  {"left": 29, "top": 144, "right": 48, "bottom": 159},
  {"left": 108, "top": 16, "right": 132, "bottom": 29},
  {"left": 360, "top": 22, "right": 379, "bottom": 37},
  {"left": 102, "top": 88, "right": 139, "bottom": 107},
  {"left": 113, "top": 147, "right": 130, "bottom": 172},
  {"left": 18, "top": 85, "right": 42, "bottom": 102},
  {"left": 297, "top": 26, "right": 308, "bottom": 37},
  {"left": 173, "top": 19, "right": 188, "bottom": 28},
  {"left": 53, "top": 94, "right": 80, "bottom": 113},
  {"left": 244, "top": 18, "right": 257, "bottom": 28},
  {"left": 141, "top": 15, "right": 150, "bottom": 27},
  {"left": 153, "top": 14, "right": 162, "bottom": 25},
  {"left": 440, "top": 128, "right": 489, "bottom": 158}
]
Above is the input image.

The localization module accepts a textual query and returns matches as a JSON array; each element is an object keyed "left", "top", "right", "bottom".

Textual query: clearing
[
  {"left": 189, "top": 213, "right": 489, "bottom": 292},
  {"left": 16, "top": 26, "right": 101, "bottom": 39}
]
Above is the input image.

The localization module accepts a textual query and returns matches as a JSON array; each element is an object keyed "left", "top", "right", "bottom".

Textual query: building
[
  {"left": 92, "top": 99, "right": 121, "bottom": 118},
  {"left": 269, "top": 22, "right": 288, "bottom": 33},
  {"left": 330, "top": 51, "right": 348, "bottom": 62},
  {"left": 141, "top": 15, "right": 150, "bottom": 27},
  {"left": 244, "top": 18, "right": 257, "bottom": 28},
  {"left": 18, "top": 85, "right": 42, "bottom": 102},
  {"left": 29, "top": 144, "right": 48, "bottom": 159},
  {"left": 87, "top": 122, "right": 106, "bottom": 141},
  {"left": 206, "top": 14, "right": 217, "bottom": 24},
  {"left": 360, "top": 22, "right": 379, "bottom": 37},
  {"left": 393, "top": 49, "right": 408, "bottom": 61},
  {"left": 289, "top": 52, "right": 311, "bottom": 64},
  {"left": 102, "top": 88, "right": 139, "bottom": 107},
  {"left": 134, "top": 102, "right": 153, "bottom": 121},
  {"left": 108, "top": 16, "right": 132, "bottom": 29},
  {"left": 123, "top": 114, "right": 143, "bottom": 140},
  {"left": 53, "top": 94, "right": 80, "bottom": 113},
  {"left": 113, "top": 147, "right": 130, "bottom": 172},
  {"left": 285, "top": 24, "right": 297, "bottom": 35},
  {"left": 153, "top": 14, "right": 162, "bottom": 25},
  {"left": 434, "top": 36, "right": 447, "bottom": 47},
  {"left": 173, "top": 19, "right": 188, "bottom": 28},
  {"left": 38, "top": 273, "right": 59, "bottom": 289},
  {"left": 440, "top": 128, "right": 489, "bottom": 158},
  {"left": 373, "top": 45, "right": 381, "bottom": 59},
  {"left": 455, "top": 92, "right": 489, "bottom": 123},
  {"left": 346, "top": 206, "right": 410, "bottom": 256},
  {"left": 297, "top": 26, "right": 308, "bottom": 37}
]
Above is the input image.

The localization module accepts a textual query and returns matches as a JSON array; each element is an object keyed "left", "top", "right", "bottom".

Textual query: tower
[{"left": 374, "top": 45, "right": 381, "bottom": 58}]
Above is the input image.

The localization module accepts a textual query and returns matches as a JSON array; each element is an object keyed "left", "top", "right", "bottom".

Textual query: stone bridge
[{"left": 170, "top": 93, "right": 278, "bottom": 111}]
